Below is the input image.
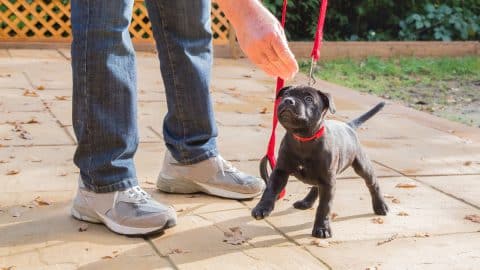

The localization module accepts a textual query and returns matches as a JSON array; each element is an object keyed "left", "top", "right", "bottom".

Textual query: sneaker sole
[
  {"left": 157, "top": 174, "right": 263, "bottom": 200},
  {"left": 71, "top": 206, "right": 176, "bottom": 236}
]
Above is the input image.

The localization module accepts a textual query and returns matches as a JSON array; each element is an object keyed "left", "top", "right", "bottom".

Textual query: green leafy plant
[
  {"left": 262, "top": 0, "right": 480, "bottom": 41},
  {"left": 399, "top": 4, "right": 480, "bottom": 41}
]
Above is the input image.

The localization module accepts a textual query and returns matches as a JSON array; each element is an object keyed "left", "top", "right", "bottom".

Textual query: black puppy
[{"left": 252, "top": 85, "right": 389, "bottom": 238}]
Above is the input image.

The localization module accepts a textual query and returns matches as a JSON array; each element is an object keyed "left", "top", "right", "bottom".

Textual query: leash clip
[{"left": 307, "top": 57, "right": 317, "bottom": 86}]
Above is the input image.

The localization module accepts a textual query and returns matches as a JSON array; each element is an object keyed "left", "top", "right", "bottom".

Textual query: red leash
[{"left": 260, "top": 0, "right": 329, "bottom": 200}]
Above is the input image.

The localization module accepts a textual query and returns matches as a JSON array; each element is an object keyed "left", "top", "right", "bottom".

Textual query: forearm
[{"left": 214, "top": 0, "right": 298, "bottom": 79}]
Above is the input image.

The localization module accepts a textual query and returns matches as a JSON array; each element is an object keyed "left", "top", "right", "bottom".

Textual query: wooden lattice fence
[{"left": 0, "top": 0, "right": 231, "bottom": 45}]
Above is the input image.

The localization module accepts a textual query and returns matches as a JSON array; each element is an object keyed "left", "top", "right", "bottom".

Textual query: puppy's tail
[{"left": 348, "top": 102, "right": 385, "bottom": 129}]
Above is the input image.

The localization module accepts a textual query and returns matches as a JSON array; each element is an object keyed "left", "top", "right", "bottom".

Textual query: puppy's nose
[{"left": 283, "top": 97, "right": 295, "bottom": 106}]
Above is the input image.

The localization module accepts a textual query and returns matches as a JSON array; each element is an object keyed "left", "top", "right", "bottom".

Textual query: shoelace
[
  {"left": 124, "top": 186, "right": 151, "bottom": 202},
  {"left": 216, "top": 155, "right": 239, "bottom": 176}
]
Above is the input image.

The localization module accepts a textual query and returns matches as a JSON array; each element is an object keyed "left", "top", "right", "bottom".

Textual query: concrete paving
[{"left": 0, "top": 49, "right": 479, "bottom": 270}]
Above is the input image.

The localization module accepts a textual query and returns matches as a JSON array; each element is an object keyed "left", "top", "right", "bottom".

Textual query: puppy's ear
[
  {"left": 318, "top": 91, "right": 336, "bottom": 114},
  {"left": 276, "top": 86, "right": 293, "bottom": 100}
]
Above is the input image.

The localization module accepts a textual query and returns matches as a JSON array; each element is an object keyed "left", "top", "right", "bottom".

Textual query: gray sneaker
[
  {"left": 157, "top": 151, "right": 266, "bottom": 199},
  {"left": 71, "top": 179, "right": 176, "bottom": 235}
]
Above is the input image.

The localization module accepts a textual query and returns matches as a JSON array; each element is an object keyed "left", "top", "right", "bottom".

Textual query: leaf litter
[
  {"left": 395, "top": 182, "right": 417, "bottom": 188},
  {"left": 223, "top": 227, "right": 249, "bottom": 245},
  {"left": 377, "top": 233, "right": 398, "bottom": 246},
  {"left": 78, "top": 223, "right": 89, "bottom": 232},
  {"left": 464, "top": 214, "right": 480, "bottom": 223},
  {"left": 33, "top": 196, "right": 50, "bottom": 206},
  {"left": 371, "top": 217, "right": 384, "bottom": 224},
  {"left": 23, "top": 89, "right": 38, "bottom": 97}
]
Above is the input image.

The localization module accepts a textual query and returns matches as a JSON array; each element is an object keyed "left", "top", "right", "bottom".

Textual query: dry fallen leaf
[
  {"left": 397, "top": 211, "right": 409, "bottom": 216},
  {"left": 55, "top": 96, "right": 69, "bottom": 101},
  {"left": 6, "top": 169, "right": 19, "bottom": 175},
  {"left": 176, "top": 207, "right": 187, "bottom": 213},
  {"left": 78, "top": 223, "right": 89, "bottom": 232},
  {"left": 414, "top": 232, "right": 430, "bottom": 238},
  {"left": 0, "top": 160, "right": 9, "bottom": 164},
  {"left": 36, "top": 85, "right": 45, "bottom": 90},
  {"left": 23, "top": 90, "right": 38, "bottom": 97},
  {"left": 331, "top": 212, "right": 338, "bottom": 220},
  {"left": 372, "top": 217, "right": 384, "bottom": 224},
  {"left": 464, "top": 214, "right": 480, "bottom": 223},
  {"left": 377, "top": 233, "right": 398, "bottom": 246},
  {"left": 392, "top": 198, "right": 401, "bottom": 204},
  {"left": 101, "top": 256, "right": 113, "bottom": 260},
  {"left": 463, "top": 161, "right": 472, "bottom": 166},
  {"left": 26, "top": 117, "right": 39, "bottom": 124},
  {"left": 28, "top": 156, "right": 42, "bottom": 162},
  {"left": 58, "top": 171, "right": 68, "bottom": 177},
  {"left": 259, "top": 107, "right": 268, "bottom": 114},
  {"left": 33, "top": 196, "right": 50, "bottom": 206},
  {"left": 167, "top": 248, "right": 191, "bottom": 255},
  {"left": 242, "top": 74, "right": 252, "bottom": 78},
  {"left": 144, "top": 181, "right": 155, "bottom": 185},
  {"left": 1, "top": 266, "right": 16, "bottom": 270},
  {"left": 18, "top": 131, "right": 32, "bottom": 140},
  {"left": 395, "top": 182, "right": 417, "bottom": 189},
  {"left": 310, "top": 239, "right": 330, "bottom": 248},
  {"left": 223, "top": 227, "right": 249, "bottom": 245},
  {"left": 383, "top": 194, "right": 395, "bottom": 199}
]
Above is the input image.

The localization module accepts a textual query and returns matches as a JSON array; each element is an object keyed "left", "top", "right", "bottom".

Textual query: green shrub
[
  {"left": 399, "top": 4, "right": 480, "bottom": 41},
  {"left": 262, "top": 0, "right": 480, "bottom": 41}
]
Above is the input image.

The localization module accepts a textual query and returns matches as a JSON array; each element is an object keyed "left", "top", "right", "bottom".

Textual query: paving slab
[
  {"left": 22, "top": 59, "right": 72, "bottom": 90},
  {"left": 0, "top": 111, "right": 73, "bottom": 146},
  {"left": 170, "top": 246, "right": 329, "bottom": 270},
  {"left": 1, "top": 51, "right": 479, "bottom": 269},
  {"left": 0, "top": 49, "right": 10, "bottom": 58},
  {"left": 0, "top": 146, "right": 77, "bottom": 195},
  {"left": 0, "top": 202, "right": 161, "bottom": 270},
  {"left": 0, "top": 64, "right": 33, "bottom": 89},
  {"left": 338, "top": 110, "right": 480, "bottom": 176},
  {"left": 244, "top": 177, "right": 479, "bottom": 244},
  {"left": 8, "top": 49, "right": 66, "bottom": 60},
  {"left": 0, "top": 88, "right": 47, "bottom": 112},
  {"left": 307, "top": 233, "right": 480, "bottom": 270},
  {"left": 418, "top": 175, "right": 480, "bottom": 207}
]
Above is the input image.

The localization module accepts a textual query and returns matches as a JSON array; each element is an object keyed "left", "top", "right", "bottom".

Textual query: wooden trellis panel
[{"left": 0, "top": 0, "right": 231, "bottom": 45}]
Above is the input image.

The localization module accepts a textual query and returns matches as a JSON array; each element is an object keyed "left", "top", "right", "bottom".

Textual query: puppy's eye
[{"left": 304, "top": 96, "right": 314, "bottom": 104}]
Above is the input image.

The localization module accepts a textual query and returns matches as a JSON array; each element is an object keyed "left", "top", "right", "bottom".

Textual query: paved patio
[{"left": 0, "top": 49, "right": 479, "bottom": 270}]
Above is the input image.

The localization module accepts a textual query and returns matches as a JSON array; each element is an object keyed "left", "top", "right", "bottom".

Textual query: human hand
[{"left": 217, "top": 0, "right": 298, "bottom": 80}]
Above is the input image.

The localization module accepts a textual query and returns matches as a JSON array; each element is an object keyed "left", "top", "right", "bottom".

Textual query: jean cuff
[
  {"left": 177, "top": 149, "right": 218, "bottom": 165},
  {"left": 81, "top": 177, "right": 138, "bottom": 193}
]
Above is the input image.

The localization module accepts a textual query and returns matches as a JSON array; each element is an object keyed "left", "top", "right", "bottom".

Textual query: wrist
[{"left": 215, "top": 0, "right": 264, "bottom": 27}]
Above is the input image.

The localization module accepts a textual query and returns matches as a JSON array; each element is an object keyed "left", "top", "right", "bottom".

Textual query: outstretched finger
[{"left": 271, "top": 35, "right": 299, "bottom": 78}]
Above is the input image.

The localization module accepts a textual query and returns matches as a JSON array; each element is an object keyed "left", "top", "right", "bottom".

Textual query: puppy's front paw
[
  {"left": 312, "top": 225, "right": 332, "bottom": 238},
  {"left": 373, "top": 198, "right": 389, "bottom": 216},
  {"left": 251, "top": 203, "right": 273, "bottom": 220},
  {"left": 293, "top": 199, "right": 314, "bottom": 210}
]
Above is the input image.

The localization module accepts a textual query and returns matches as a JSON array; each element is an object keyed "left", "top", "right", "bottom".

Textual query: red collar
[{"left": 293, "top": 125, "right": 326, "bottom": 142}]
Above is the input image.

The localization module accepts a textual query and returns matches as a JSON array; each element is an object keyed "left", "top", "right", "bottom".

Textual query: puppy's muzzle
[{"left": 278, "top": 97, "right": 297, "bottom": 116}]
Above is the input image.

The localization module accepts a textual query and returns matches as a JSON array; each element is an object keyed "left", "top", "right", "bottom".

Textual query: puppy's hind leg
[
  {"left": 293, "top": 186, "right": 318, "bottom": 210},
  {"left": 352, "top": 151, "right": 389, "bottom": 215}
]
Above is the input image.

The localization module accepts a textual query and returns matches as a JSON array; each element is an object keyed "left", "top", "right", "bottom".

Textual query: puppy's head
[{"left": 277, "top": 85, "right": 335, "bottom": 133}]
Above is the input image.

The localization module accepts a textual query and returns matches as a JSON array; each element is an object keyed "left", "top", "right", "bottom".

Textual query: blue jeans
[{"left": 71, "top": 0, "right": 218, "bottom": 193}]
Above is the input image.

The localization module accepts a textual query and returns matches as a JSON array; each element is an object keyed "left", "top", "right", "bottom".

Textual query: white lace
[
  {"left": 216, "top": 155, "right": 239, "bottom": 176},
  {"left": 123, "top": 186, "right": 151, "bottom": 201}
]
